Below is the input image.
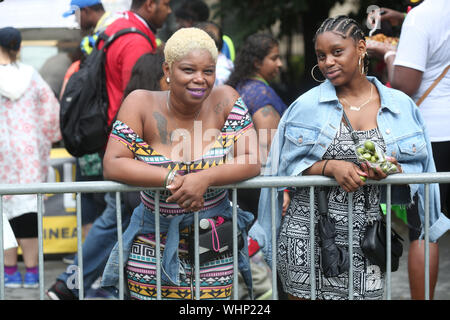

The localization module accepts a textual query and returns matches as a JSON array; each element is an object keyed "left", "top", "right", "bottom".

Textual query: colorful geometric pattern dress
[
  {"left": 109, "top": 97, "right": 253, "bottom": 300},
  {"left": 277, "top": 121, "right": 386, "bottom": 300}
]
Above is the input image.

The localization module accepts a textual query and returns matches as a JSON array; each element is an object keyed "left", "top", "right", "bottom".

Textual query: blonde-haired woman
[{"left": 101, "top": 28, "right": 260, "bottom": 300}]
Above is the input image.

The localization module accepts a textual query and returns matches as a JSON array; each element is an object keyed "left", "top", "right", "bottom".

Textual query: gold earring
[
  {"left": 311, "top": 64, "right": 325, "bottom": 83},
  {"left": 359, "top": 53, "right": 368, "bottom": 75}
]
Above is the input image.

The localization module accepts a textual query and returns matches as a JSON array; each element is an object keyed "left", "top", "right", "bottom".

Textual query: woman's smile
[
  {"left": 187, "top": 87, "right": 207, "bottom": 98},
  {"left": 325, "top": 68, "right": 341, "bottom": 80}
]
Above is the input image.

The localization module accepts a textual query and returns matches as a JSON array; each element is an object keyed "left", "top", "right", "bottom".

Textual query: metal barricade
[{"left": 1, "top": 172, "right": 450, "bottom": 300}]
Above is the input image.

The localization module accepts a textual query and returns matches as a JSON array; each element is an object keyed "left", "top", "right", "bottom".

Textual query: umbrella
[{"left": 317, "top": 188, "right": 349, "bottom": 278}]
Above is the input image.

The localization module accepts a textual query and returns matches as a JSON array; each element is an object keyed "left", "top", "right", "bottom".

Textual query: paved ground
[{"left": 4, "top": 215, "right": 450, "bottom": 300}]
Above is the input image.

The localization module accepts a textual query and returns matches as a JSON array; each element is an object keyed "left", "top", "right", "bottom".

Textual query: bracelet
[
  {"left": 384, "top": 50, "right": 396, "bottom": 63},
  {"left": 163, "top": 169, "right": 173, "bottom": 188},
  {"left": 321, "top": 159, "right": 330, "bottom": 176},
  {"left": 165, "top": 169, "right": 178, "bottom": 188}
]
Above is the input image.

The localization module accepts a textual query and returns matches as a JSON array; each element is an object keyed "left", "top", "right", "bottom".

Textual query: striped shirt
[{"left": 109, "top": 97, "right": 253, "bottom": 216}]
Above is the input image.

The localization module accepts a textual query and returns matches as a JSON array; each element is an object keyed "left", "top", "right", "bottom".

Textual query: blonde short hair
[{"left": 164, "top": 27, "right": 218, "bottom": 70}]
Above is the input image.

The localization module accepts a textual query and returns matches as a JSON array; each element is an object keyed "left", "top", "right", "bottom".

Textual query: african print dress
[
  {"left": 109, "top": 98, "right": 253, "bottom": 300},
  {"left": 277, "top": 121, "right": 386, "bottom": 300}
]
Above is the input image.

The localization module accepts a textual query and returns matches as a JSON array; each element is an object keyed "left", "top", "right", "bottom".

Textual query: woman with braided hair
[{"left": 248, "top": 15, "right": 450, "bottom": 300}]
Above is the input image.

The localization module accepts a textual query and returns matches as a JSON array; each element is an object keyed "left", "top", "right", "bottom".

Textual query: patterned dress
[
  {"left": 109, "top": 98, "right": 253, "bottom": 300},
  {"left": 277, "top": 121, "right": 386, "bottom": 300}
]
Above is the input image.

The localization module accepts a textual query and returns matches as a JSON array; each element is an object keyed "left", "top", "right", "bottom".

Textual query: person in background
[
  {"left": 174, "top": 0, "right": 235, "bottom": 62},
  {"left": 194, "top": 21, "right": 233, "bottom": 86},
  {"left": 226, "top": 32, "right": 288, "bottom": 299},
  {"left": 101, "top": 27, "right": 260, "bottom": 300},
  {"left": 249, "top": 15, "right": 450, "bottom": 300},
  {"left": 47, "top": 0, "right": 172, "bottom": 300},
  {"left": 367, "top": 0, "right": 450, "bottom": 300},
  {"left": 0, "top": 27, "right": 61, "bottom": 289},
  {"left": 39, "top": 50, "right": 73, "bottom": 99},
  {"left": 59, "top": 0, "right": 117, "bottom": 267},
  {"left": 122, "top": 49, "right": 168, "bottom": 100}
]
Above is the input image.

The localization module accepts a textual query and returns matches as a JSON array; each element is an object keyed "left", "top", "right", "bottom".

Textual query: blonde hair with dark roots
[{"left": 164, "top": 27, "right": 218, "bottom": 70}]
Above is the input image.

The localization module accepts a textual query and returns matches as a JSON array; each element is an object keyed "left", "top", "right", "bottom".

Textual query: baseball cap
[
  {"left": 0, "top": 27, "right": 22, "bottom": 51},
  {"left": 62, "top": 0, "right": 102, "bottom": 17}
]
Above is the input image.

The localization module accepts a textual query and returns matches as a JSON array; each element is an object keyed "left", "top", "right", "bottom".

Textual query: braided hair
[
  {"left": 226, "top": 33, "right": 279, "bottom": 88},
  {"left": 314, "top": 15, "right": 369, "bottom": 74}
]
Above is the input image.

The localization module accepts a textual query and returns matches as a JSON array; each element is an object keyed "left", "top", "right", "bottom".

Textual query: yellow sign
[{"left": 42, "top": 215, "right": 78, "bottom": 254}]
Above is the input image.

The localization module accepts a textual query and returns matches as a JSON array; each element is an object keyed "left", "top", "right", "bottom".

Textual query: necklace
[
  {"left": 339, "top": 83, "right": 373, "bottom": 111},
  {"left": 166, "top": 91, "right": 202, "bottom": 141},
  {"left": 251, "top": 76, "right": 269, "bottom": 86}
]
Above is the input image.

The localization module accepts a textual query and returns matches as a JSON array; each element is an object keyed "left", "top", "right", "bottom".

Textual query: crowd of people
[{"left": 1, "top": 0, "right": 449, "bottom": 301}]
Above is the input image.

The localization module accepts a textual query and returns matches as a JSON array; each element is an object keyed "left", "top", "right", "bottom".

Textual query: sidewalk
[{"left": 3, "top": 217, "right": 450, "bottom": 300}]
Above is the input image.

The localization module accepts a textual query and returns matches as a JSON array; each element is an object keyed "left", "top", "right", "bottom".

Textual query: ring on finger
[{"left": 183, "top": 200, "right": 192, "bottom": 207}]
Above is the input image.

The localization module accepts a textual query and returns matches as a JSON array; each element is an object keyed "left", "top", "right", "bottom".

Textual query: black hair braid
[
  {"left": 226, "top": 33, "right": 278, "bottom": 88},
  {"left": 314, "top": 15, "right": 369, "bottom": 74}
]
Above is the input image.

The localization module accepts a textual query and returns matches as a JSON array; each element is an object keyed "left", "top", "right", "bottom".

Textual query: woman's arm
[
  {"left": 304, "top": 159, "right": 367, "bottom": 193},
  {"left": 166, "top": 126, "right": 260, "bottom": 211},
  {"left": 103, "top": 91, "right": 170, "bottom": 187},
  {"left": 252, "top": 104, "right": 281, "bottom": 165},
  {"left": 166, "top": 87, "right": 261, "bottom": 210}
]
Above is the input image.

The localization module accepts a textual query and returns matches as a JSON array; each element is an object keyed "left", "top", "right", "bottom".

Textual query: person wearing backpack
[
  {"left": 59, "top": 0, "right": 119, "bottom": 267},
  {"left": 47, "top": 0, "right": 172, "bottom": 300}
]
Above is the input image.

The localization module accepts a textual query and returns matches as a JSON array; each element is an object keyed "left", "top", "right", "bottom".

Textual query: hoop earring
[
  {"left": 359, "top": 56, "right": 364, "bottom": 75},
  {"left": 359, "top": 53, "right": 368, "bottom": 75},
  {"left": 311, "top": 64, "right": 325, "bottom": 83}
]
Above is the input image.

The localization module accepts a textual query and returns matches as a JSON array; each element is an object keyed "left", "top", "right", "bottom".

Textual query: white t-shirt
[{"left": 394, "top": 0, "right": 450, "bottom": 142}]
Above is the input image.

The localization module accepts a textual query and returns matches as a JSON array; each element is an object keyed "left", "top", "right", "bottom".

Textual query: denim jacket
[
  {"left": 249, "top": 77, "right": 450, "bottom": 266},
  {"left": 101, "top": 196, "right": 255, "bottom": 298}
]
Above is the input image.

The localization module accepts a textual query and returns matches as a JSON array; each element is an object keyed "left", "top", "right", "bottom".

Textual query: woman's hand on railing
[
  {"left": 329, "top": 160, "right": 367, "bottom": 193},
  {"left": 166, "top": 173, "right": 208, "bottom": 212}
]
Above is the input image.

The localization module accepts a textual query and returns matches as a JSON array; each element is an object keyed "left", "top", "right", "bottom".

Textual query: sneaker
[
  {"left": 46, "top": 280, "right": 77, "bottom": 300},
  {"left": 5, "top": 271, "right": 22, "bottom": 288},
  {"left": 23, "top": 272, "right": 39, "bottom": 289},
  {"left": 62, "top": 254, "right": 75, "bottom": 265}
]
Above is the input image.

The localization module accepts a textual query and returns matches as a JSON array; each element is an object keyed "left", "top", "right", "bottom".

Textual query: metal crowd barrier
[{"left": 1, "top": 172, "right": 450, "bottom": 300}]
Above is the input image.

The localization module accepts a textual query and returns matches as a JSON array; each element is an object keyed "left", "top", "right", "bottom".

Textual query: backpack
[{"left": 60, "top": 27, "right": 153, "bottom": 157}]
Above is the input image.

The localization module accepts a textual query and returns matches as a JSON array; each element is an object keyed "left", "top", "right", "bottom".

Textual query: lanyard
[
  {"left": 342, "top": 110, "right": 360, "bottom": 145},
  {"left": 251, "top": 76, "right": 269, "bottom": 86},
  {"left": 342, "top": 110, "right": 371, "bottom": 209}
]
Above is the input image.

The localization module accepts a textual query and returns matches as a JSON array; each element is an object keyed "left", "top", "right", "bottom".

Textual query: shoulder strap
[
  {"left": 96, "top": 27, "right": 155, "bottom": 52},
  {"left": 342, "top": 110, "right": 360, "bottom": 144},
  {"left": 416, "top": 64, "right": 450, "bottom": 107}
]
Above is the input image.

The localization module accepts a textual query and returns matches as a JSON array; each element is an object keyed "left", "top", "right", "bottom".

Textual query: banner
[{"left": 43, "top": 148, "right": 78, "bottom": 254}]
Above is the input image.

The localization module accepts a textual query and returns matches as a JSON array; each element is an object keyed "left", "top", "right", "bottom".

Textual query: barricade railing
[{"left": 1, "top": 172, "right": 450, "bottom": 300}]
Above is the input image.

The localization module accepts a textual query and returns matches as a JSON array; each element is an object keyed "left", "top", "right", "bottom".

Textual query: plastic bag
[{"left": 355, "top": 140, "right": 399, "bottom": 175}]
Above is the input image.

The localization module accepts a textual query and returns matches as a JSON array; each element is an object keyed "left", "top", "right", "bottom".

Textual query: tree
[
  {"left": 213, "top": 0, "right": 408, "bottom": 101},
  {"left": 213, "top": 0, "right": 345, "bottom": 100}
]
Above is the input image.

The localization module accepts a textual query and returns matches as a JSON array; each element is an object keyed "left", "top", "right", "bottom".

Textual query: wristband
[
  {"left": 321, "top": 159, "right": 330, "bottom": 176},
  {"left": 384, "top": 50, "right": 396, "bottom": 63}
]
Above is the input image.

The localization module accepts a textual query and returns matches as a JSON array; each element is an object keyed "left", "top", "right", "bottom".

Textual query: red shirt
[{"left": 99, "top": 11, "right": 156, "bottom": 125}]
